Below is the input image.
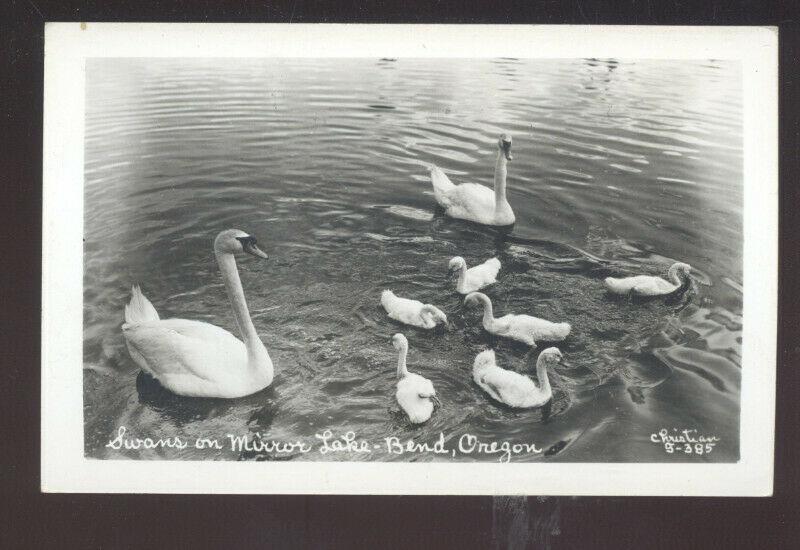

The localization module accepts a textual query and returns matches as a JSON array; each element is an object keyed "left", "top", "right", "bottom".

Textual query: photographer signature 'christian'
[{"left": 650, "top": 428, "right": 720, "bottom": 455}]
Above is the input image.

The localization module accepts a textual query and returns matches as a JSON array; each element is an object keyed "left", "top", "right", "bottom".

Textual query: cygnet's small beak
[
  {"left": 244, "top": 242, "right": 269, "bottom": 259},
  {"left": 431, "top": 395, "right": 442, "bottom": 408}
]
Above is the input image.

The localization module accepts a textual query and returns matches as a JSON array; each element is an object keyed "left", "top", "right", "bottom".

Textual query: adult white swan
[
  {"left": 473, "top": 347, "right": 563, "bottom": 408},
  {"left": 392, "top": 333, "right": 440, "bottom": 424},
  {"left": 429, "top": 134, "right": 515, "bottom": 226},
  {"left": 381, "top": 290, "right": 447, "bottom": 329},
  {"left": 604, "top": 262, "right": 692, "bottom": 297},
  {"left": 448, "top": 256, "right": 501, "bottom": 294},
  {"left": 464, "top": 292, "right": 571, "bottom": 347},
  {"left": 122, "top": 229, "right": 274, "bottom": 398}
]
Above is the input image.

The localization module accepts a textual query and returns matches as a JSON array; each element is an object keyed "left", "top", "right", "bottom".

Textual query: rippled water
[{"left": 83, "top": 58, "right": 742, "bottom": 462}]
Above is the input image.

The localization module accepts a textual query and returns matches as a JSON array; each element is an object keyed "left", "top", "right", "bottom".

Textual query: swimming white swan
[
  {"left": 464, "top": 292, "right": 571, "bottom": 347},
  {"left": 430, "top": 134, "right": 516, "bottom": 226},
  {"left": 473, "top": 347, "right": 563, "bottom": 408},
  {"left": 122, "top": 229, "right": 274, "bottom": 398},
  {"left": 604, "top": 262, "right": 692, "bottom": 297},
  {"left": 449, "top": 256, "right": 501, "bottom": 294},
  {"left": 392, "top": 333, "right": 440, "bottom": 424},
  {"left": 381, "top": 290, "right": 447, "bottom": 329}
]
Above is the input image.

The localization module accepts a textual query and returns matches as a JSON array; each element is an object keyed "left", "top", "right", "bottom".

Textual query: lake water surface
[{"left": 84, "top": 58, "right": 742, "bottom": 462}]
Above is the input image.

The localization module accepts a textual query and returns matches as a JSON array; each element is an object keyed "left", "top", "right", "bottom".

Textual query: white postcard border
[{"left": 42, "top": 23, "right": 777, "bottom": 495}]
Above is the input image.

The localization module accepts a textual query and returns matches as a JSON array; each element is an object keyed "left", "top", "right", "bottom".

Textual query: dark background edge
[{"left": 1, "top": 2, "right": 798, "bottom": 548}]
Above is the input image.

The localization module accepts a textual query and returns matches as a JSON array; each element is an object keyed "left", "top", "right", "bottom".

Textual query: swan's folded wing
[
  {"left": 603, "top": 277, "right": 628, "bottom": 294},
  {"left": 633, "top": 277, "right": 673, "bottom": 295},
  {"left": 483, "top": 257, "right": 501, "bottom": 278},
  {"left": 444, "top": 183, "right": 496, "bottom": 220},
  {"left": 491, "top": 315, "right": 515, "bottom": 335},
  {"left": 416, "top": 375, "right": 437, "bottom": 398},
  {"left": 404, "top": 297, "right": 427, "bottom": 310},
  {"left": 424, "top": 304, "right": 448, "bottom": 323},
  {"left": 430, "top": 166, "right": 456, "bottom": 203},
  {"left": 396, "top": 376, "right": 425, "bottom": 411},
  {"left": 632, "top": 283, "right": 655, "bottom": 295},
  {"left": 477, "top": 374, "right": 505, "bottom": 402},
  {"left": 385, "top": 296, "right": 428, "bottom": 325},
  {"left": 123, "top": 319, "right": 246, "bottom": 383},
  {"left": 609, "top": 275, "right": 652, "bottom": 294},
  {"left": 516, "top": 314, "right": 551, "bottom": 332},
  {"left": 480, "top": 367, "right": 530, "bottom": 405},
  {"left": 469, "top": 259, "right": 500, "bottom": 287}
]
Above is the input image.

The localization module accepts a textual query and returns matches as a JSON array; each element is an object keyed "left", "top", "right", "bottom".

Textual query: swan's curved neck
[
  {"left": 477, "top": 295, "right": 495, "bottom": 329},
  {"left": 456, "top": 264, "right": 468, "bottom": 292},
  {"left": 667, "top": 265, "right": 683, "bottom": 287},
  {"left": 420, "top": 305, "right": 436, "bottom": 322},
  {"left": 216, "top": 251, "right": 259, "bottom": 347},
  {"left": 396, "top": 345, "right": 409, "bottom": 379},
  {"left": 535, "top": 357, "right": 552, "bottom": 394},
  {"left": 493, "top": 150, "right": 509, "bottom": 209}
]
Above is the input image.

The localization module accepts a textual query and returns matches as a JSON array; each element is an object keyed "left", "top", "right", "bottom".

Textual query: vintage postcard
[{"left": 42, "top": 24, "right": 777, "bottom": 495}]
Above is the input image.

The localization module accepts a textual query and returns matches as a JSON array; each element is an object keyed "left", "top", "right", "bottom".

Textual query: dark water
[{"left": 83, "top": 58, "right": 742, "bottom": 462}]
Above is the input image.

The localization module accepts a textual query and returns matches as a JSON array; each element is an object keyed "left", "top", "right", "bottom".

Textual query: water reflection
[{"left": 84, "top": 58, "right": 742, "bottom": 462}]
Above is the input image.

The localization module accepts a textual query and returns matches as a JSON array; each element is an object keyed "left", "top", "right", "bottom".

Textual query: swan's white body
[
  {"left": 604, "top": 262, "right": 692, "bottom": 297},
  {"left": 449, "top": 256, "right": 501, "bottom": 294},
  {"left": 472, "top": 348, "right": 562, "bottom": 408},
  {"left": 392, "top": 334, "right": 438, "bottom": 424},
  {"left": 122, "top": 230, "right": 273, "bottom": 398},
  {"left": 381, "top": 290, "right": 447, "bottom": 329},
  {"left": 465, "top": 292, "right": 571, "bottom": 347},
  {"left": 430, "top": 135, "right": 515, "bottom": 226}
]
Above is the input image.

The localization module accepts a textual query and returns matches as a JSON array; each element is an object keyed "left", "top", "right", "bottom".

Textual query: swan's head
[
  {"left": 537, "top": 347, "right": 563, "bottom": 367},
  {"left": 391, "top": 333, "right": 408, "bottom": 351},
  {"left": 497, "top": 134, "right": 513, "bottom": 161},
  {"left": 421, "top": 306, "right": 448, "bottom": 325},
  {"left": 214, "top": 229, "right": 268, "bottom": 259},
  {"left": 672, "top": 262, "right": 692, "bottom": 279},
  {"left": 464, "top": 292, "right": 489, "bottom": 308},
  {"left": 473, "top": 349, "right": 496, "bottom": 371},
  {"left": 448, "top": 256, "right": 466, "bottom": 275}
]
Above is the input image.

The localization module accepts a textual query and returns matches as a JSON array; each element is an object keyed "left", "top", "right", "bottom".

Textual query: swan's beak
[
  {"left": 500, "top": 141, "right": 514, "bottom": 160},
  {"left": 560, "top": 359, "right": 574, "bottom": 369},
  {"left": 244, "top": 242, "right": 269, "bottom": 259}
]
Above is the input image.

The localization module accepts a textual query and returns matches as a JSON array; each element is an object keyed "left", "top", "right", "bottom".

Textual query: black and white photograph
[{"left": 41, "top": 24, "right": 777, "bottom": 495}]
